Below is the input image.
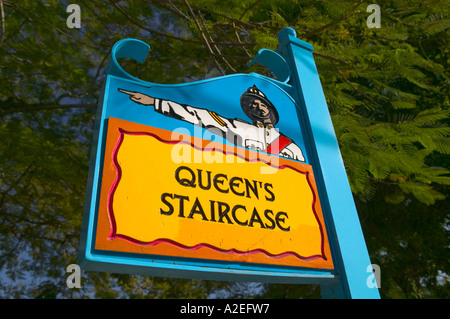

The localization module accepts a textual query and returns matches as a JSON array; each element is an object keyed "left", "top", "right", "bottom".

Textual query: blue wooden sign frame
[
  {"left": 275, "top": 28, "right": 380, "bottom": 298},
  {"left": 78, "top": 27, "right": 380, "bottom": 299}
]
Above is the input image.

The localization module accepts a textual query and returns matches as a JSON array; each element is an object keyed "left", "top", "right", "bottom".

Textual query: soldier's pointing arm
[
  {"left": 119, "top": 88, "right": 231, "bottom": 132},
  {"left": 154, "top": 98, "right": 201, "bottom": 125},
  {"left": 118, "top": 89, "right": 156, "bottom": 105},
  {"left": 155, "top": 98, "right": 232, "bottom": 135}
]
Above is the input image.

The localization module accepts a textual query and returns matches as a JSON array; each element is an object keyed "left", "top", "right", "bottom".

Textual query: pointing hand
[{"left": 118, "top": 88, "right": 155, "bottom": 106}]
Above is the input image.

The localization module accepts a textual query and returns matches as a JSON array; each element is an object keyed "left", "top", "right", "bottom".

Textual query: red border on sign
[{"left": 94, "top": 117, "right": 334, "bottom": 270}]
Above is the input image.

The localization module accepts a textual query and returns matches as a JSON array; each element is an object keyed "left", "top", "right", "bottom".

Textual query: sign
[
  {"left": 79, "top": 28, "right": 379, "bottom": 298},
  {"left": 98, "top": 115, "right": 331, "bottom": 269}
]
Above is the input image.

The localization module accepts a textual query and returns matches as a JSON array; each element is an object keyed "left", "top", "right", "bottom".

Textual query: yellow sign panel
[{"left": 95, "top": 118, "right": 333, "bottom": 269}]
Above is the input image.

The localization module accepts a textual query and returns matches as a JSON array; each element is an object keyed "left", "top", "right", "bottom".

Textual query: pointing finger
[{"left": 118, "top": 88, "right": 137, "bottom": 96}]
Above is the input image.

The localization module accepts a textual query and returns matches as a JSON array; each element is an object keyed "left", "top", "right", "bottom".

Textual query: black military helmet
[{"left": 240, "top": 85, "right": 279, "bottom": 125}]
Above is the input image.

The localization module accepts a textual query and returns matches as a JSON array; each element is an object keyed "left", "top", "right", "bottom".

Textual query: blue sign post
[
  {"left": 79, "top": 27, "right": 380, "bottom": 299},
  {"left": 274, "top": 28, "right": 380, "bottom": 299}
]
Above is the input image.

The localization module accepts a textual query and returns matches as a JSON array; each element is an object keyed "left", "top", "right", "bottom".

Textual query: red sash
[{"left": 266, "top": 135, "right": 292, "bottom": 155}]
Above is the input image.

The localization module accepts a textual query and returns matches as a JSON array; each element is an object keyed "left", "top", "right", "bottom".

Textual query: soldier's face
[{"left": 250, "top": 99, "right": 270, "bottom": 118}]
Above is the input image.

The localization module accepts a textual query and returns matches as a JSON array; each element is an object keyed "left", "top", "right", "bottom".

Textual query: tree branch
[
  {"left": 197, "top": 9, "right": 237, "bottom": 72},
  {"left": 172, "top": 0, "right": 262, "bottom": 28},
  {"left": 331, "top": 60, "right": 381, "bottom": 110},
  {"left": 303, "top": 0, "right": 364, "bottom": 38},
  {"left": 0, "top": 104, "right": 96, "bottom": 115},
  {"left": 110, "top": 0, "right": 255, "bottom": 47},
  {"left": 153, "top": 0, "right": 193, "bottom": 22},
  {"left": 0, "top": 0, "right": 5, "bottom": 49},
  {"left": 182, "top": 0, "right": 225, "bottom": 75},
  {"left": 239, "top": 0, "right": 263, "bottom": 21},
  {"left": 232, "top": 22, "right": 253, "bottom": 59},
  {"left": 4, "top": 1, "right": 80, "bottom": 43},
  {"left": 313, "top": 51, "right": 349, "bottom": 65}
]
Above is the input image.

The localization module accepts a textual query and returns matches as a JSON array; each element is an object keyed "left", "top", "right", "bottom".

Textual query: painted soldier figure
[{"left": 119, "top": 85, "right": 305, "bottom": 162}]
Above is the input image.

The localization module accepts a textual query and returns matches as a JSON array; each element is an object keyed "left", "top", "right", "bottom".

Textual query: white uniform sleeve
[{"left": 154, "top": 98, "right": 231, "bottom": 135}]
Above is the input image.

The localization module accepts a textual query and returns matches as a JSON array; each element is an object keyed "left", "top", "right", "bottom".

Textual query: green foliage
[{"left": 0, "top": 0, "right": 448, "bottom": 299}]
